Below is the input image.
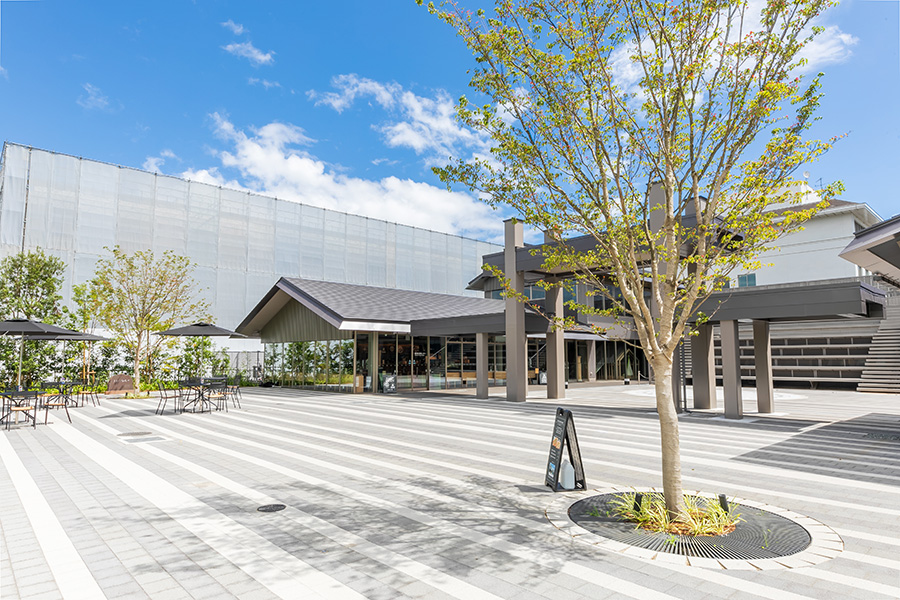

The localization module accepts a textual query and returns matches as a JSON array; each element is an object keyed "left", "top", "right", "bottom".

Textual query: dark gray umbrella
[
  {"left": 0, "top": 319, "right": 79, "bottom": 337},
  {"left": 0, "top": 319, "right": 84, "bottom": 387},
  {"left": 26, "top": 331, "right": 109, "bottom": 342},
  {"left": 155, "top": 322, "right": 244, "bottom": 380},
  {"left": 24, "top": 332, "right": 111, "bottom": 381},
  {"left": 155, "top": 322, "right": 246, "bottom": 338}
]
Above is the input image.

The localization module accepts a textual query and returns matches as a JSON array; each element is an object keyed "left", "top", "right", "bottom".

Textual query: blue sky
[{"left": 0, "top": 0, "right": 896, "bottom": 243}]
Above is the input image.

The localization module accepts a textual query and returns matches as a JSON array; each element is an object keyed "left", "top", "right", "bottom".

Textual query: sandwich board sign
[{"left": 545, "top": 407, "right": 586, "bottom": 491}]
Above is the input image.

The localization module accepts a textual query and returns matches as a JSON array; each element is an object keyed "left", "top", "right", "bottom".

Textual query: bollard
[{"left": 633, "top": 492, "right": 644, "bottom": 514}]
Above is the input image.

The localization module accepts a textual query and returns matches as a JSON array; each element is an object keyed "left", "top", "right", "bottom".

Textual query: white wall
[{"left": 736, "top": 209, "right": 869, "bottom": 286}]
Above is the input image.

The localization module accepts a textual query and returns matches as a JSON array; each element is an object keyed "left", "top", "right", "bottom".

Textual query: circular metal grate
[
  {"left": 117, "top": 431, "right": 153, "bottom": 437},
  {"left": 257, "top": 504, "right": 287, "bottom": 513},
  {"left": 568, "top": 493, "right": 811, "bottom": 560}
]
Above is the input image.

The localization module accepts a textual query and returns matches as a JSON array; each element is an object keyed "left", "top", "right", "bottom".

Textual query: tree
[
  {"left": 0, "top": 249, "right": 67, "bottom": 386},
  {"left": 425, "top": 0, "right": 841, "bottom": 518},
  {"left": 86, "top": 247, "right": 210, "bottom": 392}
]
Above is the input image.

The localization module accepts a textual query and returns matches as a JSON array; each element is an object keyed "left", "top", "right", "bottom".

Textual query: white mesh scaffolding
[{"left": 0, "top": 143, "right": 500, "bottom": 328}]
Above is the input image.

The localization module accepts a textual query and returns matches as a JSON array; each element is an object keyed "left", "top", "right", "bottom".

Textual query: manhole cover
[
  {"left": 257, "top": 504, "right": 286, "bottom": 513},
  {"left": 118, "top": 431, "right": 153, "bottom": 437},
  {"left": 569, "top": 493, "right": 810, "bottom": 560}
]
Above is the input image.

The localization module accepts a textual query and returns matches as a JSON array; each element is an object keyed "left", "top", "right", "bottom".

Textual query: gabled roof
[
  {"left": 237, "top": 277, "right": 508, "bottom": 338},
  {"left": 839, "top": 214, "right": 900, "bottom": 284}
]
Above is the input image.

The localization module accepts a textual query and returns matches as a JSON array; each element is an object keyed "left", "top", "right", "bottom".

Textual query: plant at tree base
[
  {"left": 610, "top": 491, "right": 740, "bottom": 536},
  {"left": 423, "top": 0, "right": 842, "bottom": 519},
  {"left": 85, "top": 247, "right": 210, "bottom": 393}
]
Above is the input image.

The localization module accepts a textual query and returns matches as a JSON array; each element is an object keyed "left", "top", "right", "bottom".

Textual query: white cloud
[
  {"left": 308, "top": 74, "right": 401, "bottom": 113},
  {"left": 309, "top": 74, "right": 490, "bottom": 166},
  {"left": 248, "top": 77, "right": 282, "bottom": 90},
  {"left": 180, "top": 114, "right": 502, "bottom": 240},
  {"left": 222, "top": 41, "right": 274, "bottom": 66},
  {"left": 142, "top": 149, "right": 179, "bottom": 173},
  {"left": 77, "top": 83, "right": 113, "bottom": 110},
  {"left": 797, "top": 25, "right": 858, "bottom": 71},
  {"left": 221, "top": 19, "right": 245, "bottom": 35}
]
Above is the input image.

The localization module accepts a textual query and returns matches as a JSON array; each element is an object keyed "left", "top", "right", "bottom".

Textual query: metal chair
[
  {"left": 4, "top": 391, "right": 39, "bottom": 430},
  {"left": 155, "top": 382, "right": 182, "bottom": 415},
  {"left": 226, "top": 377, "right": 242, "bottom": 409},
  {"left": 43, "top": 393, "right": 71, "bottom": 424},
  {"left": 207, "top": 381, "right": 228, "bottom": 412},
  {"left": 73, "top": 379, "right": 101, "bottom": 407}
]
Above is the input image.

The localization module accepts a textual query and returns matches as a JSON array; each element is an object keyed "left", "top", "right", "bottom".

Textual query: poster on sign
[{"left": 544, "top": 407, "right": 586, "bottom": 491}]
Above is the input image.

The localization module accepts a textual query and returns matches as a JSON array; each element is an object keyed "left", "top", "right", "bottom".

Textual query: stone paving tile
[{"left": 3, "top": 386, "right": 900, "bottom": 599}]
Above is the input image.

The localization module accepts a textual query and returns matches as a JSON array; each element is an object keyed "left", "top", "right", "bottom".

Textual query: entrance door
[{"left": 377, "top": 333, "right": 396, "bottom": 392}]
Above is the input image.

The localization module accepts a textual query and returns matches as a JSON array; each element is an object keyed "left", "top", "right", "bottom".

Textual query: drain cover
[
  {"left": 257, "top": 504, "right": 287, "bottom": 513},
  {"left": 569, "top": 493, "right": 811, "bottom": 560},
  {"left": 118, "top": 431, "right": 153, "bottom": 437}
]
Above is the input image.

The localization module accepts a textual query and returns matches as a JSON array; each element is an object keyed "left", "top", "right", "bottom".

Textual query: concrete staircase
[{"left": 858, "top": 306, "right": 900, "bottom": 393}]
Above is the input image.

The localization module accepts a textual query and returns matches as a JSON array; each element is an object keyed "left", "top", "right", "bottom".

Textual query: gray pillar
[
  {"left": 367, "top": 333, "right": 376, "bottom": 393},
  {"left": 546, "top": 280, "right": 565, "bottom": 399},
  {"left": 753, "top": 320, "right": 774, "bottom": 413},
  {"left": 720, "top": 320, "right": 743, "bottom": 419},
  {"left": 587, "top": 340, "right": 597, "bottom": 382},
  {"left": 691, "top": 323, "right": 716, "bottom": 409},
  {"left": 476, "top": 332, "right": 489, "bottom": 399},
  {"left": 505, "top": 219, "right": 527, "bottom": 402},
  {"left": 672, "top": 341, "right": 683, "bottom": 412}
]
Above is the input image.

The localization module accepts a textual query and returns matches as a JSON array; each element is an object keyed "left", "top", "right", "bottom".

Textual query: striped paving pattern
[{"left": 1, "top": 385, "right": 899, "bottom": 599}]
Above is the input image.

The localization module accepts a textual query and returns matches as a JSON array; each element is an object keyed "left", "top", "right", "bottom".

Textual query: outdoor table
[
  {"left": 42, "top": 381, "right": 77, "bottom": 406},
  {"left": 1, "top": 390, "right": 39, "bottom": 429},
  {"left": 178, "top": 378, "right": 223, "bottom": 413}
]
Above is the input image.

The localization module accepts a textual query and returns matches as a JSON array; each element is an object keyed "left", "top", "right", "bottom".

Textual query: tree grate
[
  {"left": 257, "top": 504, "right": 287, "bottom": 513},
  {"left": 569, "top": 493, "right": 811, "bottom": 560}
]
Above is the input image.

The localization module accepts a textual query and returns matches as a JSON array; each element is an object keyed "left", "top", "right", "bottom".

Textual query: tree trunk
[
  {"left": 651, "top": 356, "right": 686, "bottom": 520},
  {"left": 133, "top": 336, "right": 142, "bottom": 394}
]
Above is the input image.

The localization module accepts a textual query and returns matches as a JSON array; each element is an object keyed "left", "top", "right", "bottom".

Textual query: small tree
[
  {"left": 426, "top": 0, "right": 841, "bottom": 518},
  {"left": 0, "top": 249, "right": 67, "bottom": 386},
  {"left": 87, "top": 247, "right": 210, "bottom": 392}
]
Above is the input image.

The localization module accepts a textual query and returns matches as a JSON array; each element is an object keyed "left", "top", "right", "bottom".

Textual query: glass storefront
[{"left": 264, "top": 335, "right": 647, "bottom": 393}]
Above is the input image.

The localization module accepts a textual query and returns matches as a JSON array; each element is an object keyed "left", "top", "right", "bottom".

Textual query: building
[
  {"left": 731, "top": 187, "right": 882, "bottom": 287},
  {"left": 0, "top": 142, "right": 501, "bottom": 329},
  {"left": 2, "top": 141, "right": 895, "bottom": 395}
]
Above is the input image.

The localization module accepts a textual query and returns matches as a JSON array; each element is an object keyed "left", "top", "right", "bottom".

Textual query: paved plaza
[{"left": 1, "top": 384, "right": 899, "bottom": 599}]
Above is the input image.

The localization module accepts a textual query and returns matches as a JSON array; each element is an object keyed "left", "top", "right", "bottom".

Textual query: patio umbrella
[
  {"left": 155, "top": 322, "right": 246, "bottom": 338},
  {"left": 0, "top": 319, "right": 83, "bottom": 388},
  {"left": 25, "top": 332, "right": 111, "bottom": 382},
  {"left": 155, "top": 322, "right": 245, "bottom": 380}
]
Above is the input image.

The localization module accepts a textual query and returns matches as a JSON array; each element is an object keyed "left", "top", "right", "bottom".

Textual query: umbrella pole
[{"left": 17, "top": 333, "right": 24, "bottom": 389}]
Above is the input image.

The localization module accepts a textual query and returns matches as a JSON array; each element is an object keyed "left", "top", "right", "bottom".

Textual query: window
[{"left": 737, "top": 273, "right": 756, "bottom": 288}]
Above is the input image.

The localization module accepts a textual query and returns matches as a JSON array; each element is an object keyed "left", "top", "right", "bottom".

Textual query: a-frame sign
[{"left": 545, "top": 407, "right": 587, "bottom": 491}]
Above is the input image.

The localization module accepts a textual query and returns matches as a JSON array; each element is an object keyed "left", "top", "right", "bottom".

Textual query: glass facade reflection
[
  {"left": 0, "top": 144, "right": 501, "bottom": 328},
  {"left": 265, "top": 333, "right": 518, "bottom": 393}
]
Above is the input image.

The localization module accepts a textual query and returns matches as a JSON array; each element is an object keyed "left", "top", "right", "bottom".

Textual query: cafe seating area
[
  {"left": 156, "top": 377, "right": 242, "bottom": 415},
  {"left": 1, "top": 318, "right": 247, "bottom": 432},
  {"left": 0, "top": 380, "right": 104, "bottom": 430}
]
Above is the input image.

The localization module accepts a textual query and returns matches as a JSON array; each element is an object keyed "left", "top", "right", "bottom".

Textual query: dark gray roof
[
  {"left": 280, "top": 277, "right": 506, "bottom": 323},
  {"left": 694, "top": 278, "right": 885, "bottom": 322},
  {"left": 840, "top": 214, "right": 900, "bottom": 284}
]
